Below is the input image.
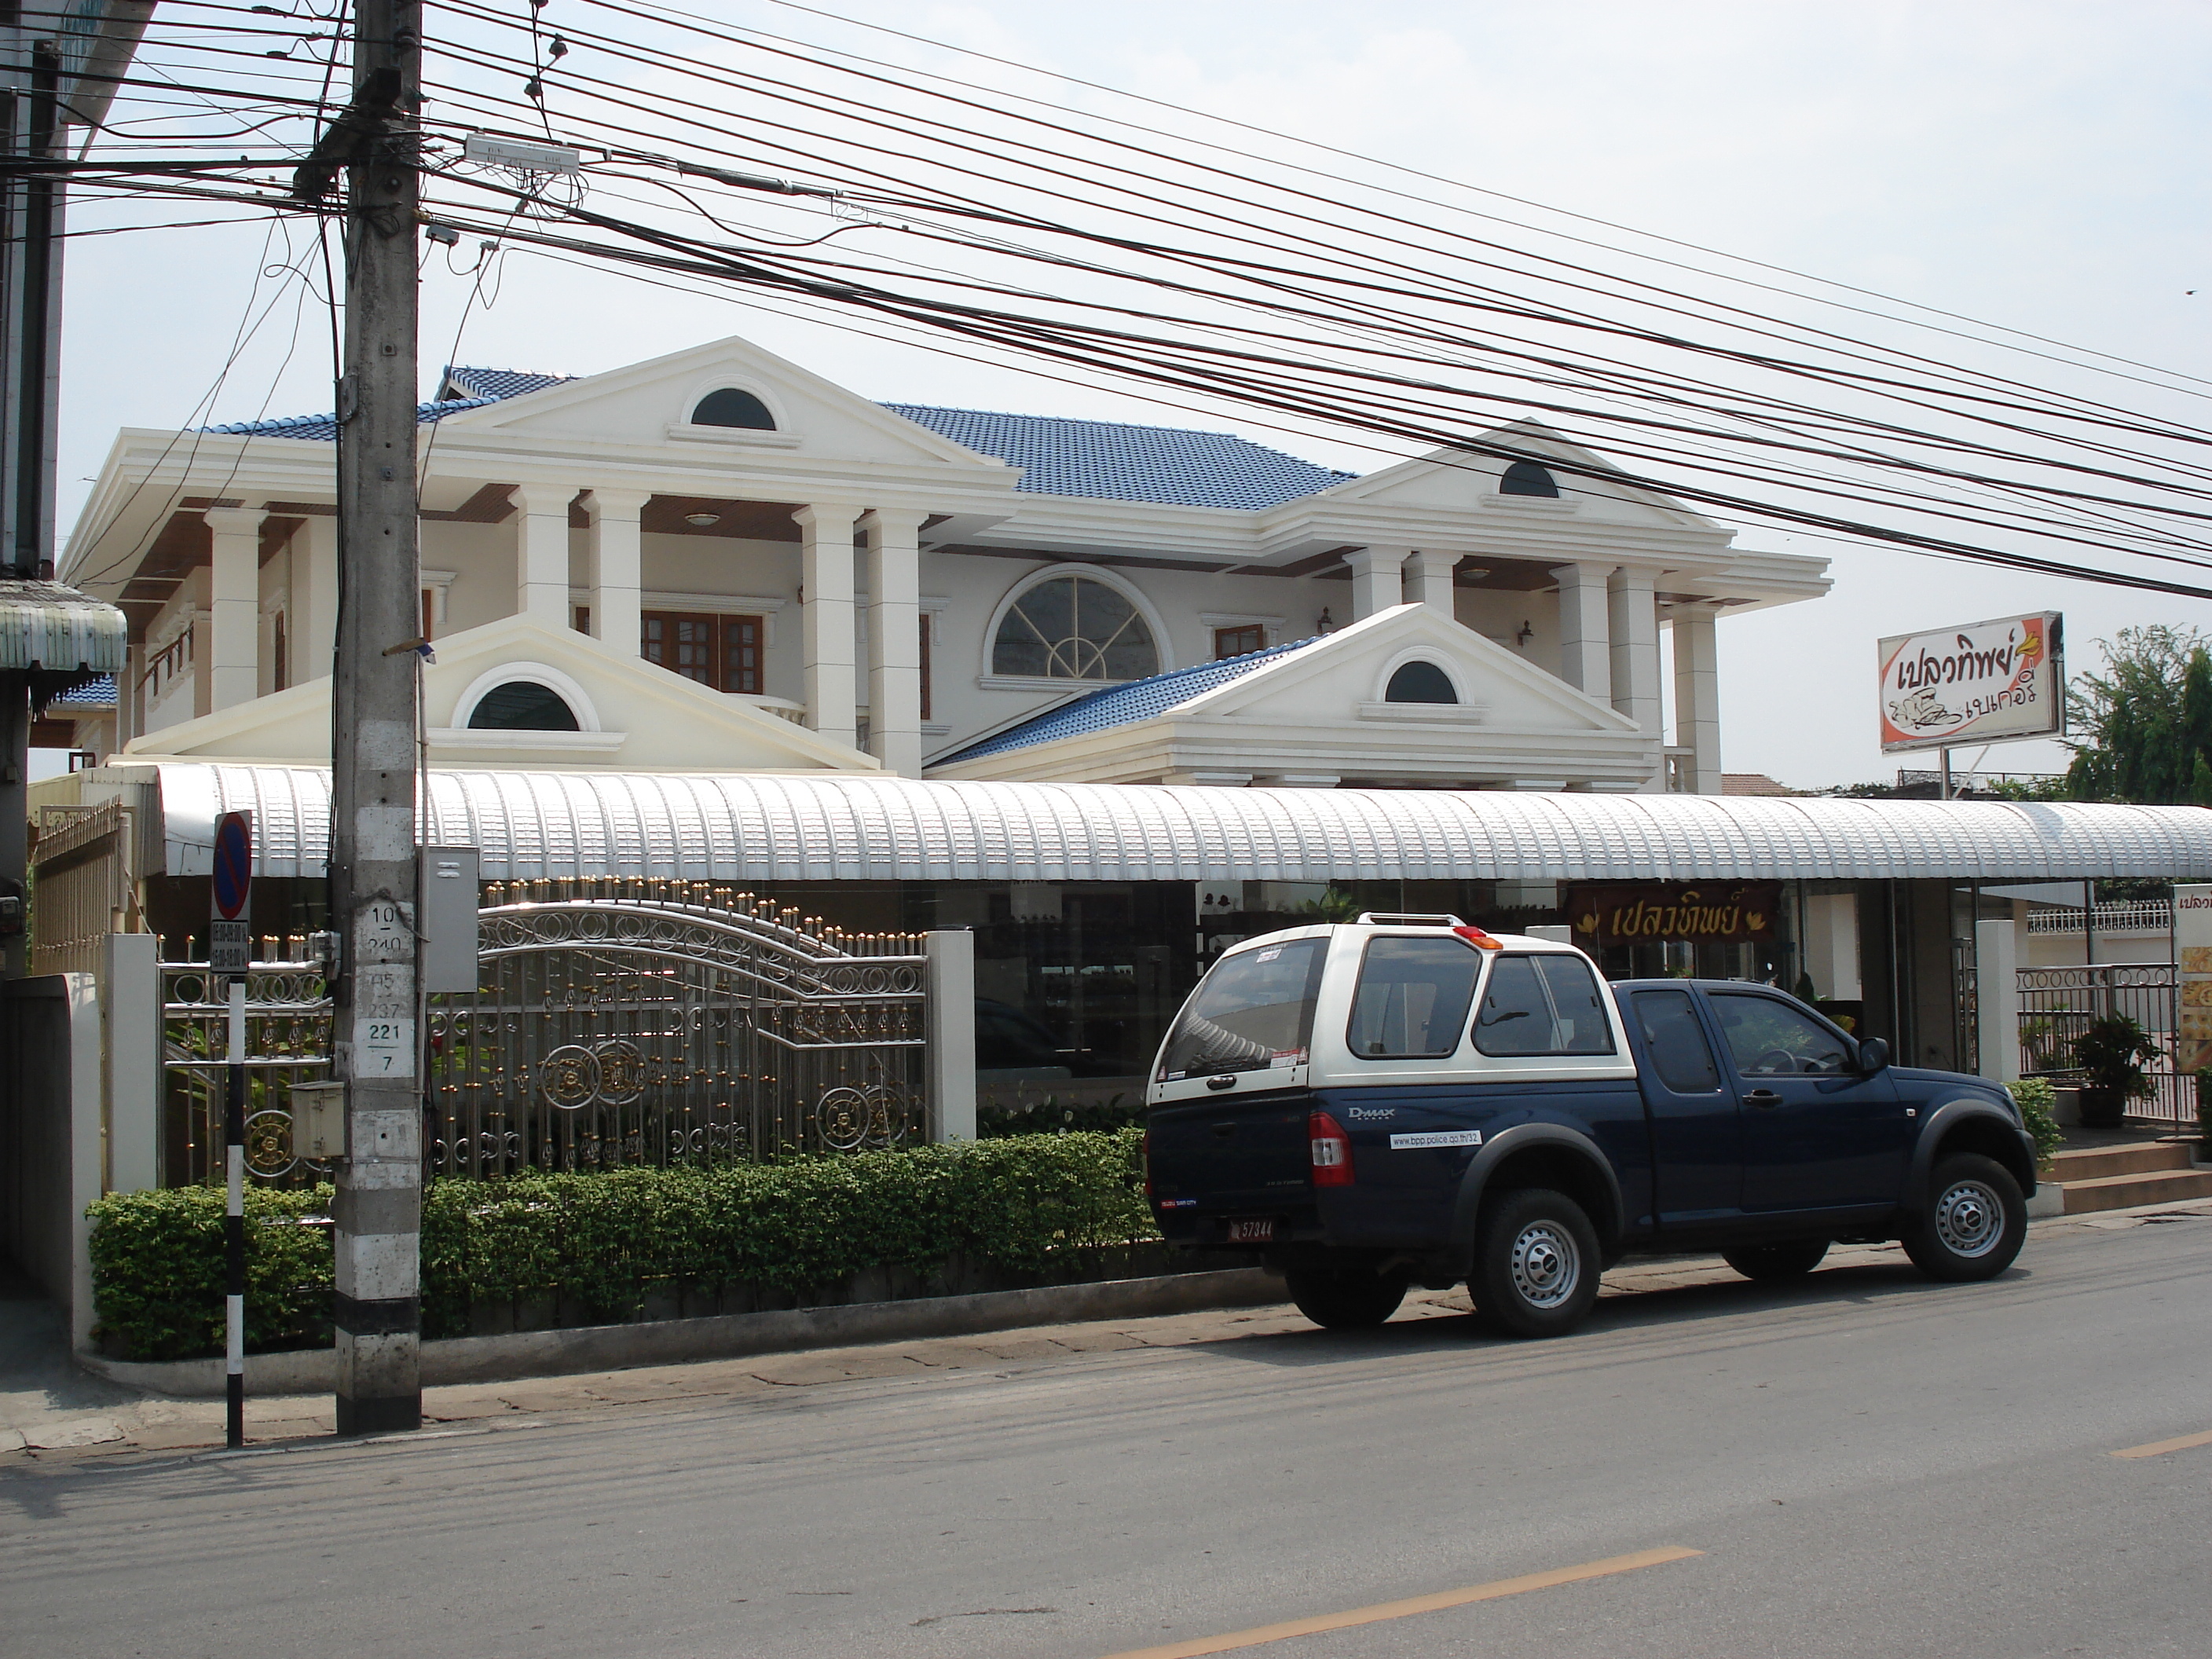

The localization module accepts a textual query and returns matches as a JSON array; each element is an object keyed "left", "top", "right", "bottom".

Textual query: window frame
[
  {"left": 1470, "top": 952, "right": 1619, "bottom": 1059},
  {"left": 1706, "top": 991, "right": 1858, "bottom": 1078},
  {"left": 640, "top": 608, "right": 767, "bottom": 694},
  {"left": 981, "top": 564, "right": 1174, "bottom": 687},
  {"left": 1344, "top": 933, "right": 1484, "bottom": 1061},
  {"left": 1213, "top": 623, "right": 1265, "bottom": 660}
]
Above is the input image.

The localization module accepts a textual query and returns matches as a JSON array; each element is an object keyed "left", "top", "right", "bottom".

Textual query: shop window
[
  {"left": 690, "top": 388, "right": 776, "bottom": 430},
  {"left": 1385, "top": 660, "right": 1458, "bottom": 704},
  {"left": 642, "top": 610, "right": 764, "bottom": 694},
  {"left": 1214, "top": 623, "right": 1265, "bottom": 660},
  {"left": 991, "top": 573, "right": 1159, "bottom": 682},
  {"left": 466, "top": 680, "right": 580, "bottom": 731},
  {"left": 1500, "top": 458, "right": 1561, "bottom": 497}
]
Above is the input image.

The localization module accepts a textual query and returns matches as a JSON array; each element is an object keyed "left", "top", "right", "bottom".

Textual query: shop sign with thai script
[
  {"left": 2174, "top": 884, "right": 2212, "bottom": 1073},
  {"left": 1878, "top": 612, "right": 2064, "bottom": 753},
  {"left": 1568, "top": 882, "right": 1782, "bottom": 948}
]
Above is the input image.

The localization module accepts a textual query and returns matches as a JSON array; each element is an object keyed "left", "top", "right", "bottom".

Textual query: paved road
[{"left": 5, "top": 1215, "right": 2210, "bottom": 1659}]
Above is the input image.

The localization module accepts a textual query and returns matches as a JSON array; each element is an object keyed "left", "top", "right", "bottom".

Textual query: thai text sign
[
  {"left": 1878, "top": 612, "right": 2063, "bottom": 753},
  {"left": 2175, "top": 884, "right": 2212, "bottom": 1074},
  {"left": 1568, "top": 882, "right": 1781, "bottom": 949}
]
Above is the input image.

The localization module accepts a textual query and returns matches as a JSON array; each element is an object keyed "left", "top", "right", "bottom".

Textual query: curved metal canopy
[{"left": 152, "top": 763, "right": 2212, "bottom": 885}]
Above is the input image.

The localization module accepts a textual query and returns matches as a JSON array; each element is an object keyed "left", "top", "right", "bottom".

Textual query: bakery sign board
[
  {"left": 1568, "top": 882, "right": 1782, "bottom": 949},
  {"left": 1878, "top": 612, "right": 2063, "bottom": 753},
  {"left": 2176, "top": 884, "right": 2212, "bottom": 1074}
]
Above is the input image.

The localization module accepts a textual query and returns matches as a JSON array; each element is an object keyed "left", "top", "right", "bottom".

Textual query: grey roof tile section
[{"left": 943, "top": 638, "right": 1318, "bottom": 764}]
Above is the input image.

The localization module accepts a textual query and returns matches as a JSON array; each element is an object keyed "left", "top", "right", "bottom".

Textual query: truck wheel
[
  {"left": 1722, "top": 1240, "right": 1829, "bottom": 1281},
  {"left": 1903, "top": 1153, "right": 2027, "bottom": 1282},
  {"left": 1284, "top": 1265, "right": 1408, "bottom": 1330},
  {"left": 1471, "top": 1188, "right": 1601, "bottom": 1339}
]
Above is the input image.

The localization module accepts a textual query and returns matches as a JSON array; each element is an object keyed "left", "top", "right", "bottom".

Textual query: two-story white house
[{"left": 56, "top": 334, "right": 1827, "bottom": 787}]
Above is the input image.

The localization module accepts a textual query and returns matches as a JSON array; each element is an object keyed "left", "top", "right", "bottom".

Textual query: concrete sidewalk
[{"left": 9, "top": 1197, "right": 2209, "bottom": 1467}]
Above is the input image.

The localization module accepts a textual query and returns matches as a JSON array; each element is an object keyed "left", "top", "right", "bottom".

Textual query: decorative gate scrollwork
[{"left": 426, "top": 883, "right": 929, "bottom": 1177}]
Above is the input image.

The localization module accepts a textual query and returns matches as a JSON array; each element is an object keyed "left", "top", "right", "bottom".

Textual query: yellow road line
[
  {"left": 2111, "top": 1427, "right": 2212, "bottom": 1459},
  {"left": 1097, "top": 1545, "right": 1704, "bottom": 1659}
]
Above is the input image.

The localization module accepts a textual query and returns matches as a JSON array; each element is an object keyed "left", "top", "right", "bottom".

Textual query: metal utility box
[
  {"left": 422, "top": 846, "right": 481, "bottom": 994},
  {"left": 291, "top": 1081, "right": 346, "bottom": 1159}
]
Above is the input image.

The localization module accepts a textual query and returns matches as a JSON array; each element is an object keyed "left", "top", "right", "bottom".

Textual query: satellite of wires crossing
[{"left": 27, "top": 0, "right": 2212, "bottom": 597}]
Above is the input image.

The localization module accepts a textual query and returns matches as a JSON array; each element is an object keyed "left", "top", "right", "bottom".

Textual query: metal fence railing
[
  {"left": 2027, "top": 902, "right": 2172, "bottom": 936},
  {"left": 2016, "top": 962, "right": 2191, "bottom": 1126}
]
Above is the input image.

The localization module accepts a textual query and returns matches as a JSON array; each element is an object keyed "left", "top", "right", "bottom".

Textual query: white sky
[{"left": 48, "top": 0, "right": 2212, "bottom": 788}]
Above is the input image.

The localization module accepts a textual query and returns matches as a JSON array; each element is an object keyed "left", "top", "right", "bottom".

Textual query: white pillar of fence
[
  {"left": 925, "top": 928, "right": 977, "bottom": 1142},
  {"left": 1976, "top": 917, "right": 2020, "bottom": 1084},
  {"left": 101, "top": 932, "right": 163, "bottom": 1193}
]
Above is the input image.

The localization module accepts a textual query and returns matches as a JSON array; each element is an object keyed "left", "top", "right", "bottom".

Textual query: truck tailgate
[{"left": 1147, "top": 1093, "right": 1310, "bottom": 1212}]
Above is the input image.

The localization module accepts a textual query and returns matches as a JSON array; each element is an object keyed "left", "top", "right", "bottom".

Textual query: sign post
[{"left": 210, "top": 809, "right": 251, "bottom": 1449}]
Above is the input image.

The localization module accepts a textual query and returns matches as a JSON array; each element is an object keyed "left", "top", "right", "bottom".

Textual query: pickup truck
[{"left": 1144, "top": 914, "right": 2038, "bottom": 1338}]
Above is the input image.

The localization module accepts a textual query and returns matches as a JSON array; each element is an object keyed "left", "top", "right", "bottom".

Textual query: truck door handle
[
  {"left": 1210, "top": 1122, "right": 1236, "bottom": 1138},
  {"left": 1745, "top": 1089, "right": 1782, "bottom": 1107},
  {"left": 1207, "top": 1074, "right": 1237, "bottom": 1091}
]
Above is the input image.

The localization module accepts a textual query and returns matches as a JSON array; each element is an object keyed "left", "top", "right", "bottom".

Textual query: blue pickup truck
[{"left": 1144, "top": 914, "right": 2037, "bottom": 1337}]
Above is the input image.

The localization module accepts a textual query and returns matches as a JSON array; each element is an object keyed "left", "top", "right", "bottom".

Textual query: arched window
[
  {"left": 992, "top": 573, "right": 1159, "bottom": 681},
  {"left": 1385, "top": 661, "right": 1459, "bottom": 705},
  {"left": 689, "top": 388, "right": 777, "bottom": 430},
  {"left": 1499, "top": 458, "right": 1560, "bottom": 497},
  {"left": 467, "top": 680, "right": 580, "bottom": 730}
]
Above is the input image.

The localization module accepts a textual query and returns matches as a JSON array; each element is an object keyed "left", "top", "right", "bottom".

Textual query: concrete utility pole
[{"left": 326, "top": 0, "right": 423, "bottom": 1435}]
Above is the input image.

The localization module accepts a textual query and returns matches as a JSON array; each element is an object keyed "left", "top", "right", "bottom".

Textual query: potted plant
[{"left": 2070, "top": 1014, "right": 2159, "bottom": 1129}]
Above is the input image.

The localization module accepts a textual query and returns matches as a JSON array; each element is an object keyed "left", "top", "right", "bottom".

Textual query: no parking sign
[{"left": 210, "top": 811, "right": 251, "bottom": 973}]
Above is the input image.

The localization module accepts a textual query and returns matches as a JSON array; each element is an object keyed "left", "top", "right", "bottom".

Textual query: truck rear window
[
  {"left": 1157, "top": 938, "right": 1326, "bottom": 1079},
  {"left": 1348, "top": 936, "right": 1482, "bottom": 1058},
  {"left": 1473, "top": 954, "right": 1617, "bottom": 1057}
]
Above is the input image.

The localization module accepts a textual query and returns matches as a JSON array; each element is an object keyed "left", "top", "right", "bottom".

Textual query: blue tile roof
[
  {"left": 48, "top": 672, "right": 115, "bottom": 706},
  {"left": 199, "top": 368, "right": 1362, "bottom": 510},
  {"left": 884, "top": 405, "right": 1356, "bottom": 509},
  {"left": 940, "top": 637, "right": 1320, "bottom": 764}
]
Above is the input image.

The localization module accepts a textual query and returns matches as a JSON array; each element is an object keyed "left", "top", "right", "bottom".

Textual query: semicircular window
[
  {"left": 467, "top": 680, "right": 580, "bottom": 731},
  {"left": 689, "top": 388, "right": 777, "bottom": 430},
  {"left": 1385, "top": 661, "right": 1459, "bottom": 705},
  {"left": 1499, "top": 458, "right": 1561, "bottom": 497},
  {"left": 992, "top": 574, "right": 1159, "bottom": 681}
]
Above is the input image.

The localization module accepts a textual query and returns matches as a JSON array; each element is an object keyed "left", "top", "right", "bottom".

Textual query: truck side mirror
[{"left": 1857, "top": 1036, "right": 1890, "bottom": 1075}]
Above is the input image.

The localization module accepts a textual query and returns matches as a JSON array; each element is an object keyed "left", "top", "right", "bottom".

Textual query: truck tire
[
  {"left": 1722, "top": 1240, "right": 1829, "bottom": 1281},
  {"left": 1903, "top": 1153, "right": 2027, "bottom": 1282},
  {"left": 1471, "top": 1188, "right": 1601, "bottom": 1339},
  {"left": 1284, "top": 1265, "right": 1408, "bottom": 1330}
]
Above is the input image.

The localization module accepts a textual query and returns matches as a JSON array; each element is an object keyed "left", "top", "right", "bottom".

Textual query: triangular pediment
[
  {"left": 1179, "top": 604, "right": 1641, "bottom": 733},
  {"left": 1320, "top": 419, "right": 1720, "bottom": 531},
  {"left": 119, "top": 615, "right": 879, "bottom": 773},
  {"left": 432, "top": 335, "right": 1016, "bottom": 475}
]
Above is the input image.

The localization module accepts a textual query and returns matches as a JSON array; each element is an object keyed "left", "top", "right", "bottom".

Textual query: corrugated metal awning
[
  {"left": 0, "top": 578, "right": 127, "bottom": 674},
  {"left": 148, "top": 763, "right": 2212, "bottom": 885}
]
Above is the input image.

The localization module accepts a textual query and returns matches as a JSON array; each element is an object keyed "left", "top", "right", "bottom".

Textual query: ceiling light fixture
[{"left": 684, "top": 511, "right": 720, "bottom": 527}]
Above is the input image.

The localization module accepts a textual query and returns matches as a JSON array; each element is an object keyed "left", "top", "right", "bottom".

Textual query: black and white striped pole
[
  {"left": 224, "top": 979, "right": 246, "bottom": 1448},
  {"left": 210, "top": 807, "right": 254, "bottom": 1450}
]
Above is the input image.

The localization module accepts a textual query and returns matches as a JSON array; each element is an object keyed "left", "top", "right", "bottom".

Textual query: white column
[
  {"left": 291, "top": 514, "right": 339, "bottom": 684},
  {"left": 1976, "top": 917, "right": 2020, "bottom": 1083},
  {"left": 925, "top": 928, "right": 978, "bottom": 1141},
  {"left": 203, "top": 506, "right": 265, "bottom": 711},
  {"left": 794, "top": 503, "right": 862, "bottom": 747},
  {"left": 1550, "top": 562, "right": 1612, "bottom": 702},
  {"left": 1404, "top": 550, "right": 1457, "bottom": 619},
  {"left": 861, "top": 506, "right": 925, "bottom": 776},
  {"left": 1671, "top": 601, "right": 1723, "bottom": 796},
  {"left": 1345, "top": 547, "right": 1406, "bottom": 621},
  {"left": 513, "top": 482, "right": 577, "bottom": 625},
  {"left": 583, "top": 489, "right": 650, "bottom": 656},
  {"left": 1607, "top": 564, "right": 1662, "bottom": 739}
]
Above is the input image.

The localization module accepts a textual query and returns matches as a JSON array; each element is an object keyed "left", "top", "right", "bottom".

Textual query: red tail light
[{"left": 1309, "top": 1109, "right": 1354, "bottom": 1187}]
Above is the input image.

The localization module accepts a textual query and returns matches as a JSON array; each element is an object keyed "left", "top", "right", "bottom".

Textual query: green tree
[{"left": 2063, "top": 625, "right": 2212, "bottom": 804}]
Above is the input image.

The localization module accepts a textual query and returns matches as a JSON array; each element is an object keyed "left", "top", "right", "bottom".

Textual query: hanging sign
[
  {"left": 1568, "top": 882, "right": 1781, "bottom": 949},
  {"left": 209, "top": 810, "right": 252, "bottom": 973},
  {"left": 2174, "top": 884, "right": 2212, "bottom": 1074},
  {"left": 1878, "top": 612, "right": 2064, "bottom": 753}
]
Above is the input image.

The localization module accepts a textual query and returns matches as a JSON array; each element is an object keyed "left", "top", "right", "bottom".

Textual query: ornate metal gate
[
  {"left": 430, "top": 881, "right": 926, "bottom": 1177},
  {"left": 160, "top": 881, "right": 930, "bottom": 1185}
]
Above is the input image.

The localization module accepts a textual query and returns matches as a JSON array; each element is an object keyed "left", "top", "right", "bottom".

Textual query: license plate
[{"left": 1225, "top": 1218, "right": 1275, "bottom": 1243}]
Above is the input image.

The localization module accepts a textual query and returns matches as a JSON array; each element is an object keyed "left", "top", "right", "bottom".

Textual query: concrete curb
[{"left": 76, "top": 1267, "right": 1283, "bottom": 1398}]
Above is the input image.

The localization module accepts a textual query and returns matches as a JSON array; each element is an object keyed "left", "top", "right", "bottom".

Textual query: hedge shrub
[
  {"left": 2005, "top": 1078, "right": 2064, "bottom": 1170},
  {"left": 88, "top": 1130, "right": 1156, "bottom": 1361}
]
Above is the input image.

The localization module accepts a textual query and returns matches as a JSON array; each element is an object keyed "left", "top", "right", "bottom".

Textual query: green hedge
[
  {"left": 87, "top": 1130, "right": 1156, "bottom": 1362},
  {"left": 2006, "top": 1078, "right": 2065, "bottom": 1170}
]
